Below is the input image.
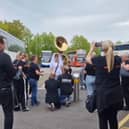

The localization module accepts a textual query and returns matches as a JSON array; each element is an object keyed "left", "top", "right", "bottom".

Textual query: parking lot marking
[{"left": 119, "top": 114, "right": 129, "bottom": 128}]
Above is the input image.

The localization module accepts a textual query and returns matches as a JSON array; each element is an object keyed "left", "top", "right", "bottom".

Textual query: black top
[
  {"left": 22, "top": 61, "right": 30, "bottom": 76},
  {"left": 85, "top": 63, "right": 95, "bottom": 75},
  {"left": 45, "top": 78, "right": 60, "bottom": 103},
  {"left": 68, "top": 67, "right": 72, "bottom": 75},
  {"left": 13, "top": 60, "right": 30, "bottom": 77},
  {"left": 92, "top": 56, "right": 123, "bottom": 111},
  {"left": 13, "top": 59, "right": 19, "bottom": 68},
  {"left": 58, "top": 73, "right": 74, "bottom": 96},
  {"left": 28, "top": 63, "right": 40, "bottom": 80},
  {"left": 0, "top": 52, "right": 16, "bottom": 89},
  {"left": 13, "top": 60, "right": 26, "bottom": 79}
]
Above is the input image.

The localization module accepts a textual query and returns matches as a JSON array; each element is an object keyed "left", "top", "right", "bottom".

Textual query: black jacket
[
  {"left": 0, "top": 52, "right": 16, "bottom": 89},
  {"left": 45, "top": 78, "right": 60, "bottom": 103},
  {"left": 58, "top": 73, "right": 74, "bottom": 96}
]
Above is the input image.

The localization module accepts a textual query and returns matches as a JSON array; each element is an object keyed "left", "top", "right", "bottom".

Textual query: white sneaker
[{"left": 48, "top": 103, "right": 55, "bottom": 111}]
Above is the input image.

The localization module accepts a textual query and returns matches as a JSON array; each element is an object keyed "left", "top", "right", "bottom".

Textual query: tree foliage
[
  {"left": 0, "top": 20, "right": 102, "bottom": 57},
  {"left": 116, "top": 41, "right": 122, "bottom": 45},
  {"left": 27, "top": 32, "right": 57, "bottom": 57},
  {"left": 69, "top": 35, "right": 90, "bottom": 53},
  {"left": 0, "top": 20, "right": 32, "bottom": 42}
]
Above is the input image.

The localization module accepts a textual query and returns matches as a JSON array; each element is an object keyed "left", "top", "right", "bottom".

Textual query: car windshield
[
  {"left": 77, "top": 57, "right": 85, "bottom": 62},
  {"left": 42, "top": 52, "right": 52, "bottom": 63}
]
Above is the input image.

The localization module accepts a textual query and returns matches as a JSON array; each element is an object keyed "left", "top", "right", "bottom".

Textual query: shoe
[
  {"left": 22, "top": 107, "right": 30, "bottom": 112},
  {"left": 49, "top": 103, "right": 55, "bottom": 111},
  {"left": 35, "top": 101, "right": 40, "bottom": 106},
  {"left": 65, "top": 98, "right": 71, "bottom": 107},
  {"left": 65, "top": 100, "right": 71, "bottom": 107},
  {"left": 80, "top": 87, "right": 84, "bottom": 90},
  {"left": 14, "top": 105, "right": 21, "bottom": 111},
  {"left": 65, "top": 102, "right": 70, "bottom": 107}
]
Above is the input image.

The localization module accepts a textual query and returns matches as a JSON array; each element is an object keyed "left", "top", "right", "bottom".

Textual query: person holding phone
[{"left": 86, "top": 40, "right": 123, "bottom": 129}]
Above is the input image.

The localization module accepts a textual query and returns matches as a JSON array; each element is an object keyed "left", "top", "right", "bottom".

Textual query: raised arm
[{"left": 86, "top": 42, "right": 96, "bottom": 64}]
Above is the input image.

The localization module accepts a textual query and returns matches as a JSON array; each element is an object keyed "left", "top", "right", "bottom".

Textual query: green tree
[
  {"left": 0, "top": 20, "right": 32, "bottom": 43},
  {"left": 27, "top": 32, "right": 57, "bottom": 57},
  {"left": 69, "top": 35, "right": 90, "bottom": 53},
  {"left": 116, "top": 41, "right": 122, "bottom": 45}
]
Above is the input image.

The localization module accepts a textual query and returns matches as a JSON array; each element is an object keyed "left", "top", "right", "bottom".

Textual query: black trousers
[
  {"left": 0, "top": 88, "right": 14, "bottom": 129},
  {"left": 98, "top": 108, "right": 118, "bottom": 129},
  {"left": 13, "top": 79, "right": 26, "bottom": 109}
]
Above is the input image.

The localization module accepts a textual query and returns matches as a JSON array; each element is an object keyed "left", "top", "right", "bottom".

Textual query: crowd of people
[
  {"left": 13, "top": 53, "right": 44, "bottom": 111},
  {"left": 1, "top": 35, "right": 129, "bottom": 129},
  {"left": 12, "top": 50, "right": 73, "bottom": 112}
]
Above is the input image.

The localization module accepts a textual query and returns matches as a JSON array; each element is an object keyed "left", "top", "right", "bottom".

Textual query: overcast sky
[{"left": 0, "top": 0, "right": 129, "bottom": 42}]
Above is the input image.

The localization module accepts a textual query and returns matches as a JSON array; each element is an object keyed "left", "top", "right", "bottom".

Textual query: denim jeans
[
  {"left": 60, "top": 95, "right": 71, "bottom": 104},
  {"left": 29, "top": 79, "right": 38, "bottom": 105},
  {"left": 85, "top": 75, "right": 96, "bottom": 96}
]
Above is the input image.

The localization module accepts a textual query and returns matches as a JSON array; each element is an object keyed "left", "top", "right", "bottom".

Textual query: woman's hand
[
  {"left": 86, "top": 41, "right": 96, "bottom": 64},
  {"left": 36, "top": 70, "right": 44, "bottom": 76}
]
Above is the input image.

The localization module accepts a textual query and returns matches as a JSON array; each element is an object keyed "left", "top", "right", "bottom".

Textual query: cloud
[
  {"left": 40, "top": 13, "right": 119, "bottom": 31},
  {"left": 114, "top": 20, "right": 129, "bottom": 27}
]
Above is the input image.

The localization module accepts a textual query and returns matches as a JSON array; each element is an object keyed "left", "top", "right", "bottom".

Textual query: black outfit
[
  {"left": 13, "top": 60, "right": 26, "bottom": 110},
  {"left": 45, "top": 78, "right": 61, "bottom": 109},
  {"left": 0, "top": 52, "right": 16, "bottom": 129},
  {"left": 85, "top": 63, "right": 95, "bottom": 75},
  {"left": 58, "top": 73, "right": 74, "bottom": 96},
  {"left": 68, "top": 67, "right": 72, "bottom": 75},
  {"left": 98, "top": 108, "right": 118, "bottom": 129},
  {"left": 92, "top": 56, "right": 123, "bottom": 129},
  {"left": 121, "top": 60, "right": 129, "bottom": 109}
]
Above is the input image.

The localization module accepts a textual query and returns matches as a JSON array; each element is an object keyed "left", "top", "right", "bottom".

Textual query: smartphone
[{"left": 95, "top": 42, "right": 102, "bottom": 47}]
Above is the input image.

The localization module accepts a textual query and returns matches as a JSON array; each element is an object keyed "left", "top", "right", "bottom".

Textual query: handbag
[
  {"left": 85, "top": 93, "right": 96, "bottom": 113},
  {"left": 120, "top": 67, "right": 129, "bottom": 77}
]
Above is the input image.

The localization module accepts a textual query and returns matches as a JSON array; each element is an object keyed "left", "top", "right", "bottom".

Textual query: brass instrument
[
  {"left": 55, "top": 36, "right": 70, "bottom": 65},
  {"left": 55, "top": 36, "right": 68, "bottom": 52}
]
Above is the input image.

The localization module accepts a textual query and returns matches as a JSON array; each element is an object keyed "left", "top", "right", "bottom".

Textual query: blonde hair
[{"left": 102, "top": 40, "right": 114, "bottom": 72}]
